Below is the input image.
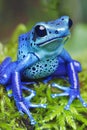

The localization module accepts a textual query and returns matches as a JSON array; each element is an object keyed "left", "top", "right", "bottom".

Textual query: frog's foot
[
  {"left": 16, "top": 86, "right": 46, "bottom": 125},
  {"left": 22, "top": 86, "right": 47, "bottom": 108},
  {"left": 16, "top": 101, "right": 37, "bottom": 125},
  {"left": 51, "top": 83, "right": 87, "bottom": 110}
]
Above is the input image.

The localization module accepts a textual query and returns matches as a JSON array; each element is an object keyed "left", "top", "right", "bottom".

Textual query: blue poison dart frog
[{"left": 0, "top": 16, "right": 87, "bottom": 125}]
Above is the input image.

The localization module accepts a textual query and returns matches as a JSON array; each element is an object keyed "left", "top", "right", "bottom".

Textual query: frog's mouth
[{"left": 37, "top": 35, "right": 70, "bottom": 47}]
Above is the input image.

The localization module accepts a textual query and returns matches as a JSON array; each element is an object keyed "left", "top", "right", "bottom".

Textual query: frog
[{"left": 0, "top": 16, "right": 87, "bottom": 125}]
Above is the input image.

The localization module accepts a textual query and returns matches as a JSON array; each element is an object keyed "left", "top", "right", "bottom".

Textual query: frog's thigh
[
  {"left": 53, "top": 59, "right": 81, "bottom": 77},
  {"left": 53, "top": 62, "right": 67, "bottom": 77}
]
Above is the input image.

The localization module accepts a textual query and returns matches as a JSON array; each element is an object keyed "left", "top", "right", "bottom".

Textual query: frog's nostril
[{"left": 68, "top": 18, "right": 73, "bottom": 28}]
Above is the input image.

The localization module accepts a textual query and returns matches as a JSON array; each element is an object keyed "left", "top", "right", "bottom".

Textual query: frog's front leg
[
  {"left": 12, "top": 53, "right": 46, "bottom": 125},
  {"left": 51, "top": 50, "right": 87, "bottom": 110}
]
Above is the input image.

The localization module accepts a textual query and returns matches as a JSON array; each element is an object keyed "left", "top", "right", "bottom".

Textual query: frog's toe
[
  {"left": 19, "top": 110, "right": 24, "bottom": 115},
  {"left": 84, "top": 103, "right": 87, "bottom": 107},
  {"left": 29, "top": 103, "right": 47, "bottom": 109},
  {"left": 51, "top": 94, "right": 57, "bottom": 98},
  {"left": 16, "top": 101, "right": 37, "bottom": 125},
  {"left": 83, "top": 102, "right": 87, "bottom": 107},
  {"left": 51, "top": 83, "right": 68, "bottom": 91},
  {"left": 64, "top": 105, "right": 70, "bottom": 110},
  {"left": 51, "top": 92, "right": 68, "bottom": 98},
  {"left": 77, "top": 95, "right": 87, "bottom": 107},
  {"left": 31, "top": 119, "right": 36, "bottom": 125},
  {"left": 39, "top": 104, "right": 47, "bottom": 108}
]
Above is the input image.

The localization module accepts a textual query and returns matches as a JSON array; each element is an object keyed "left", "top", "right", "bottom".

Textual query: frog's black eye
[
  {"left": 35, "top": 25, "right": 47, "bottom": 37},
  {"left": 68, "top": 18, "right": 73, "bottom": 28}
]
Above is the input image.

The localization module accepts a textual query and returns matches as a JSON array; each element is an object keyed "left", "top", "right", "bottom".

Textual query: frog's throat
[{"left": 37, "top": 35, "right": 70, "bottom": 47}]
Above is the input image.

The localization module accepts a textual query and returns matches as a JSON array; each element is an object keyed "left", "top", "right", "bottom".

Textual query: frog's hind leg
[
  {"left": 6, "top": 84, "right": 46, "bottom": 109},
  {"left": 11, "top": 71, "right": 46, "bottom": 125},
  {"left": 52, "top": 59, "right": 82, "bottom": 88},
  {"left": 51, "top": 59, "right": 87, "bottom": 109}
]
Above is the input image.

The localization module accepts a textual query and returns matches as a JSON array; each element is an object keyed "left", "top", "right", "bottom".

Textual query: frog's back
[{"left": 17, "top": 32, "right": 32, "bottom": 60}]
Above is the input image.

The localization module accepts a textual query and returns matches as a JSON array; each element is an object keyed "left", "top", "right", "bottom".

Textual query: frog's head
[{"left": 29, "top": 16, "right": 73, "bottom": 57}]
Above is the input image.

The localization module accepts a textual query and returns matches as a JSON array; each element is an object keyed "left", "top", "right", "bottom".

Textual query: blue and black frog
[{"left": 0, "top": 16, "right": 87, "bottom": 125}]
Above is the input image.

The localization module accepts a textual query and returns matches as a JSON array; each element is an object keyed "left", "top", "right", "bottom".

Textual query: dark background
[{"left": 0, "top": 0, "right": 87, "bottom": 41}]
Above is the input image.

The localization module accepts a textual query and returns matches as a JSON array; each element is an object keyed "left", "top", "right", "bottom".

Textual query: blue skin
[{"left": 0, "top": 16, "right": 87, "bottom": 125}]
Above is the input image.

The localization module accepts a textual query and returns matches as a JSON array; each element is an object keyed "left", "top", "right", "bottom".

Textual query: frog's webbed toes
[
  {"left": 51, "top": 83, "right": 87, "bottom": 109},
  {"left": 51, "top": 83, "right": 68, "bottom": 91},
  {"left": 51, "top": 83, "right": 69, "bottom": 98},
  {"left": 64, "top": 94, "right": 87, "bottom": 110},
  {"left": 22, "top": 86, "right": 47, "bottom": 108},
  {"left": 16, "top": 101, "right": 37, "bottom": 125},
  {"left": 16, "top": 86, "right": 47, "bottom": 124},
  {"left": 16, "top": 99, "right": 46, "bottom": 125}
]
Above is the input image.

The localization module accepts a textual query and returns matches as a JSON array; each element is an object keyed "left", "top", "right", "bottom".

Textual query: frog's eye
[
  {"left": 68, "top": 18, "right": 73, "bottom": 28},
  {"left": 35, "top": 25, "right": 47, "bottom": 37}
]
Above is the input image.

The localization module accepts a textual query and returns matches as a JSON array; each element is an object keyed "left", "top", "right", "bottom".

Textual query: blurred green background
[{"left": 0, "top": 0, "right": 87, "bottom": 62}]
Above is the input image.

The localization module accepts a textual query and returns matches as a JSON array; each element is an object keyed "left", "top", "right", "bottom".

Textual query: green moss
[{"left": 0, "top": 24, "right": 87, "bottom": 130}]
